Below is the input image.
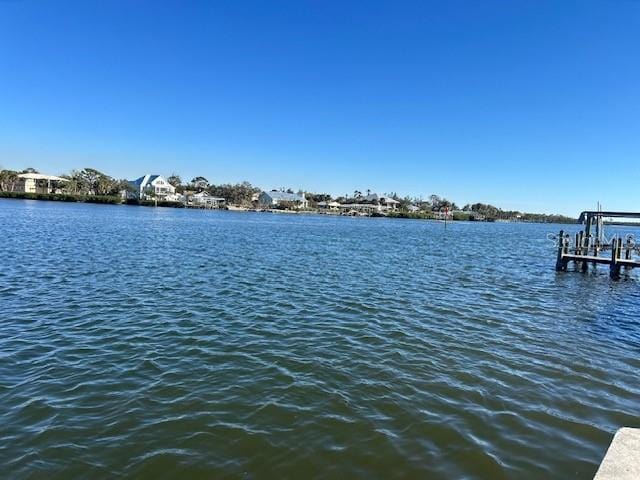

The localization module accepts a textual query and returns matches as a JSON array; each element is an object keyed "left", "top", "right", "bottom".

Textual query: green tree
[
  {"left": 306, "top": 193, "right": 332, "bottom": 207},
  {"left": 398, "top": 196, "right": 413, "bottom": 210},
  {"left": 0, "top": 170, "right": 20, "bottom": 192},
  {"left": 115, "top": 179, "right": 135, "bottom": 197},
  {"left": 167, "top": 173, "right": 184, "bottom": 193},
  {"left": 191, "top": 176, "right": 209, "bottom": 191},
  {"left": 208, "top": 181, "right": 260, "bottom": 206},
  {"left": 70, "top": 168, "right": 117, "bottom": 195},
  {"left": 427, "top": 194, "right": 457, "bottom": 212},
  {"left": 95, "top": 175, "right": 116, "bottom": 195}
]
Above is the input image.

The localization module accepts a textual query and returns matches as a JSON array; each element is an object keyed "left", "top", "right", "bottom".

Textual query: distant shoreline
[
  {"left": 0, "top": 193, "right": 577, "bottom": 225},
  {"left": 0, "top": 169, "right": 577, "bottom": 223}
]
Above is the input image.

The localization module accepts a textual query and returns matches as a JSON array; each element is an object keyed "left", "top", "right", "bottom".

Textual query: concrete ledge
[{"left": 594, "top": 428, "right": 640, "bottom": 479}]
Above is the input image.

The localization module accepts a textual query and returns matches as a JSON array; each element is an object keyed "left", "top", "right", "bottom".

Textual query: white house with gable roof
[{"left": 128, "top": 174, "right": 178, "bottom": 201}]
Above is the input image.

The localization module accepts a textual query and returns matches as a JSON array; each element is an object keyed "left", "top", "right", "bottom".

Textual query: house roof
[
  {"left": 130, "top": 174, "right": 161, "bottom": 187},
  {"left": 318, "top": 201, "right": 341, "bottom": 207},
  {"left": 130, "top": 175, "right": 175, "bottom": 191},
  {"left": 262, "top": 191, "right": 306, "bottom": 202},
  {"left": 18, "top": 173, "right": 68, "bottom": 182}
]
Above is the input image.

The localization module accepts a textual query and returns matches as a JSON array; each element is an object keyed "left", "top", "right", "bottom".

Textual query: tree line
[{"left": 164, "top": 174, "right": 261, "bottom": 205}]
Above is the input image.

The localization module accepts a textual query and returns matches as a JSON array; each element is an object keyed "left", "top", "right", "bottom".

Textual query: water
[{"left": 1, "top": 199, "right": 638, "bottom": 479}]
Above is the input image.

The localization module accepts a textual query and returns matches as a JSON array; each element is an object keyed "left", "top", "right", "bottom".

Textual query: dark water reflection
[{"left": 1, "top": 200, "right": 638, "bottom": 479}]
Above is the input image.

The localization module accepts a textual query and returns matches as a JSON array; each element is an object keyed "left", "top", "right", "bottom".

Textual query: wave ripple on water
[{"left": 1, "top": 200, "right": 639, "bottom": 479}]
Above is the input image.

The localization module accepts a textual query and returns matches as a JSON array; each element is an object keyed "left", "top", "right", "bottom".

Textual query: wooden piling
[
  {"left": 556, "top": 230, "right": 565, "bottom": 271},
  {"left": 618, "top": 237, "right": 623, "bottom": 259},
  {"left": 582, "top": 234, "right": 590, "bottom": 273},
  {"left": 610, "top": 237, "right": 621, "bottom": 280}
]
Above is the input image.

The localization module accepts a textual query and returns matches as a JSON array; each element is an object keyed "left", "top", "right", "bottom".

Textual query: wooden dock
[{"left": 555, "top": 210, "right": 640, "bottom": 279}]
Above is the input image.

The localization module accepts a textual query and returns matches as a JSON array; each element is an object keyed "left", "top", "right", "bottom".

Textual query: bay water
[{"left": 1, "top": 199, "right": 638, "bottom": 479}]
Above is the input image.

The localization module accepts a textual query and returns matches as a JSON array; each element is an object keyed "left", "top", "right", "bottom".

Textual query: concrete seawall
[{"left": 594, "top": 428, "right": 640, "bottom": 479}]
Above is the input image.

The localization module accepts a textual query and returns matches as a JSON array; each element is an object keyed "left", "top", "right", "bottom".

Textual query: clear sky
[{"left": 1, "top": 0, "right": 638, "bottom": 215}]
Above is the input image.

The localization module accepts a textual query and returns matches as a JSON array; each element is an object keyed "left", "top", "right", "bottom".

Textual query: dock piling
[
  {"left": 610, "top": 237, "right": 621, "bottom": 280},
  {"left": 625, "top": 237, "right": 632, "bottom": 261},
  {"left": 581, "top": 233, "right": 590, "bottom": 273},
  {"left": 556, "top": 230, "right": 566, "bottom": 272}
]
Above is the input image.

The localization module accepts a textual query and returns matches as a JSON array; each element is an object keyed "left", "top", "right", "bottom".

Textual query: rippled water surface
[{"left": 1, "top": 199, "right": 639, "bottom": 479}]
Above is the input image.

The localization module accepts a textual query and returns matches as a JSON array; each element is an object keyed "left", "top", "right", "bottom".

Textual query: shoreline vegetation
[
  {"left": 0, "top": 167, "right": 576, "bottom": 224},
  {"left": 0, "top": 191, "right": 182, "bottom": 208}
]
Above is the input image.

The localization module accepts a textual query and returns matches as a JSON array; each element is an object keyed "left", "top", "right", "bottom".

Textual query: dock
[{"left": 555, "top": 210, "right": 640, "bottom": 279}]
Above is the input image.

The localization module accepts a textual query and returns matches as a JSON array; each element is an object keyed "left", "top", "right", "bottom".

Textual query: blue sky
[{"left": 1, "top": 0, "right": 638, "bottom": 215}]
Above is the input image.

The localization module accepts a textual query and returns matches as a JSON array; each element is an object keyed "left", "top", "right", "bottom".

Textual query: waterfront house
[
  {"left": 129, "top": 174, "right": 178, "bottom": 201},
  {"left": 340, "top": 193, "right": 400, "bottom": 215},
  {"left": 317, "top": 200, "right": 341, "bottom": 212},
  {"left": 190, "top": 191, "right": 226, "bottom": 208},
  {"left": 339, "top": 203, "right": 380, "bottom": 215},
  {"left": 15, "top": 173, "right": 68, "bottom": 194},
  {"left": 362, "top": 193, "right": 400, "bottom": 212},
  {"left": 258, "top": 191, "right": 308, "bottom": 209}
]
